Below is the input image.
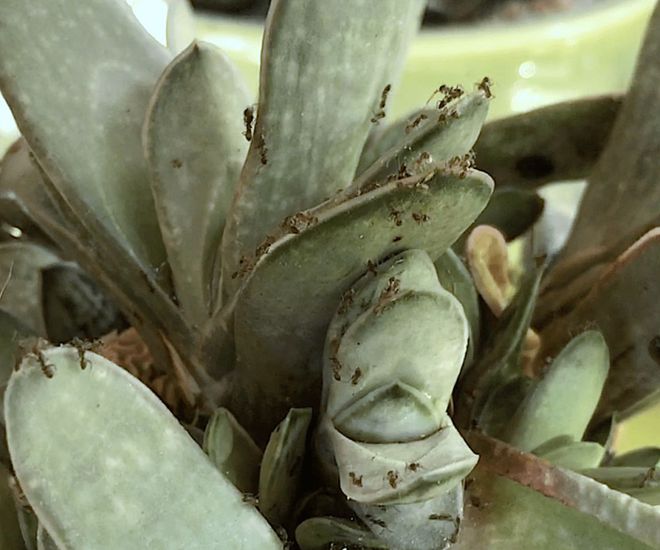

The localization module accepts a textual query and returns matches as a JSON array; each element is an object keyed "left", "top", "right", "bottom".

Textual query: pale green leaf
[
  {"left": 145, "top": 41, "right": 250, "bottom": 323},
  {"left": 221, "top": 0, "right": 426, "bottom": 296},
  {"left": 5, "top": 346, "right": 282, "bottom": 549},
  {"left": 228, "top": 170, "right": 492, "bottom": 438},
  {"left": 259, "top": 408, "right": 312, "bottom": 527},
  {"left": 0, "top": 0, "right": 172, "bottom": 271},
  {"left": 203, "top": 407, "right": 262, "bottom": 494},
  {"left": 507, "top": 331, "right": 609, "bottom": 452}
]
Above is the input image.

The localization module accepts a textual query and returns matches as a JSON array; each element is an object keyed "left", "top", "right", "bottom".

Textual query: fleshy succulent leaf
[
  {"left": 535, "top": 440, "right": 606, "bottom": 470},
  {"left": 454, "top": 187, "right": 545, "bottom": 251},
  {"left": 5, "top": 346, "right": 282, "bottom": 549},
  {"left": 551, "top": 4, "right": 660, "bottom": 274},
  {"left": 258, "top": 408, "right": 312, "bottom": 528},
  {"left": 229, "top": 169, "right": 492, "bottom": 437},
  {"left": 351, "top": 486, "right": 463, "bottom": 550},
  {"left": 295, "top": 516, "right": 387, "bottom": 550},
  {"left": 507, "top": 331, "right": 609, "bottom": 452},
  {"left": 0, "top": 463, "right": 23, "bottom": 550},
  {"left": 0, "top": 139, "right": 67, "bottom": 243},
  {"left": 474, "top": 95, "right": 621, "bottom": 189},
  {"left": 434, "top": 249, "right": 481, "bottom": 364},
  {"left": 458, "top": 264, "right": 544, "bottom": 427},
  {"left": 353, "top": 89, "right": 489, "bottom": 190},
  {"left": 221, "top": 0, "right": 426, "bottom": 296},
  {"left": 318, "top": 249, "right": 476, "bottom": 509},
  {"left": 539, "top": 229, "right": 660, "bottom": 425},
  {"left": 145, "top": 40, "right": 250, "bottom": 322},
  {"left": 460, "top": 432, "right": 660, "bottom": 549},
  {"left": 40, "top": 263, "right": 125, "bottom": 344},
  {"left": 166, "top": 0, "right": 197, "bottom": 54},
  {"left": 0, "top": 242, "right": 59, "bottom": 336},
  {"left": 203, "top": 407, "right": 262, "bottom": 494},
  {"left": 0, "top": 0, "right": 172, "bottom": 270},
  {"left": 610, "top": 448, "right": 660, "bottom": 468},
  {"left": 465, "top": 225, "right": 513, "bottom": 317},
  {"left": 36, "top": 523, "right": 58, "bottom": 550}
]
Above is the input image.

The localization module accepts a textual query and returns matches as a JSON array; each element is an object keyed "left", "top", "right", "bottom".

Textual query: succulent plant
[{"left": 0, "top": 0, "right": 659, "bottom": 549}]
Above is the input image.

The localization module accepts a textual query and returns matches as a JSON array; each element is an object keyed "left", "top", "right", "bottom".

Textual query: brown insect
[
  {"left": 405, "top": 112, "right": 428, "bottom": 134},
  {"left": 281, "top": 212, "right": 319, "bottom": 235},
  {"left": 386, "top": 469, "right": 399, "bottom": 489},
  {"left": 428, "top": 513, "right": 453, "bottom": 521},
  {"left": 337, "top": 287, "right": 356, "bottom": 315},
  {"left": 328, "top": 338, "right": 343, "bottom": 381},
  {"left": 170, "top": 158, "right": 183, "bottom": 169},
  {"left": 477, "top": 76, "right": 493, "bottom": 98},
  {"left": 35, "top": 348, "right": 55, "bottom": 378},
  {"left": 242, "top": 106, "right": 255, "bottom": 142},
  {"left": 448, "top": 151, "right": 476, "bottom": 179},
  {"left": 349, "top": 471, "right": 363, "bottom": 487},
  {"left": 374, "top": 277, "right": 401, "bottom": 315},
  {"left": 371, "top": 83, "right": 392, "bottom": 124},
  {"left": 72, "top": 337, "right": 102, "bottom": 370},
  {"left": 350, "top": 367, "right": 362, "bottom": 385},
  {"left": 412, "top": 212, "right": 430, "bottom": 224},
  {"left": 407, "top": 462, "right": 421, "bottom": 472},
  {"left": 427, "top": 84, "right": 464, "bottom": 110},
  {"left": 255, "top": 234, "right": 276, "bottom": 258},
  {"left": 231, "top": 255, "right": 256, "bottom": 280},
  {"left": 242, "top": 493, "right": 259, "bottom": 505},
  {"left": 388, "top": 209, "right": 403, "bottom": 227}
]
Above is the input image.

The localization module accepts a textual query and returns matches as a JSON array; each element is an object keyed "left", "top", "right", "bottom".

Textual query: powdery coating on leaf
[
  {"left": 0, "top": 0, "right": 171, "bottom": 270},
  {"left": 229, "top": 169, "right": 493, "bottom": 439},
  {"left": 5, "top": 347, "right": 282, "bottom": 550},
  {"left": 221, "top": 0, "right": 426, "bottom": 297},
  {"left": 145, "top": 41, "right": 250, "bottom": 324}
]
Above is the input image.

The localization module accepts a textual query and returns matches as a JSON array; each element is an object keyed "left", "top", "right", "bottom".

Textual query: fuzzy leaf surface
[
  {"left": 221, "top": 0, "right": 426, "bottom": 295},
  {"left": 231, "top": 170, "right": 492, "bottom": 437},
  {"left": 0, "top": 0, "right": 172, "bottom": 270},
  {"left": 5, "top": 347, "right": 282, "bottom": 550},
  {"left": 145, "top": 41, "right": 250, "bottom": 323},
  {"left": 507, "top": 331, "right": 609, "bottom": 452}
]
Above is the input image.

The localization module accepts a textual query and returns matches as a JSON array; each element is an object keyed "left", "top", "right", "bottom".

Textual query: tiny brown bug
[
  {"left": 350, "top": 367, "right": 362, "bottom": 385},
  {"left": 386, "top": 470, "right": 399, "bottom": 488},
  {"left": 349, "top": 471, "right": 363, "bottom": 487},
  {"left": 371, "top": 83, "right": 392, "bottom": 124},
  {"left": 477, "top": 76, "right": 493, "bottom": 98},
  {"left": 71, "top": 337, "right": 102, "bottom": 370},
  {"left": 242, "top": 106, "right": 255, "bottom": 142},
  {"left": 405, "top": 112, "right": 428, "bottom": 134},
  {"left": 412, "top": 212, "right": 430, "bottom": 224}
]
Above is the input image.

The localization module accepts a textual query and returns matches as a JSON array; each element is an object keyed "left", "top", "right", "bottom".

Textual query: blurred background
[{"left": 0, "top": 0, "right": 656, "bottom": 451}]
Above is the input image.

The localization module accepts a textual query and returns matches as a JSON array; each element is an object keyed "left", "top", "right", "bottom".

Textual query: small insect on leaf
[
  {"left": 35, "top": 349, "right": 55, "bottom": 379},
  {"left": 386, "top": 469, "right": 399, "bottom": 489},
  {"left": 71, "top": 337, "right": 102, "bottom": 370},
  {"left": 350, "top": 367, "right": 362, "bottom": 385},
  {"left": 476, "top": 76, "right": 493, "bottom": 98},
  {"left": 349, "top": 471, "right": 363, "bottom": 487},
  {"left": 242, "top": 105, "right": 255, "bottom": 142},
  {"left": 405, "top": 112, "right": 428, "bottom": 134},
  {"left": 370, "top": 83, "right": 392, "bottom": 124},
  {"left": 365, "top": 514, "right": 387, "bottom": 528},
  {"left": 374, "top": 277, "right": 401, "bottom": 315}
]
